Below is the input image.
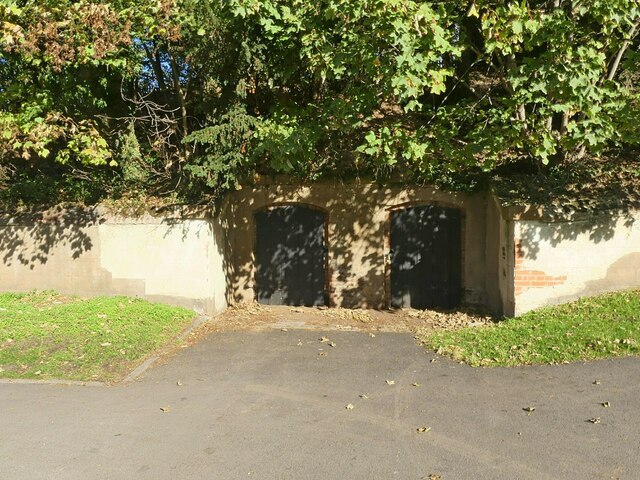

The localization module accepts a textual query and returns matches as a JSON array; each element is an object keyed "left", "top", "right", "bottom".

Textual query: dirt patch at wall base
[{"left": 198, "top": 303, "right": 495, "bottom": 335}]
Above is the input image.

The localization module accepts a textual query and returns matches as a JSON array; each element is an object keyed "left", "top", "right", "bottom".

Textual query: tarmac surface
[{"left": 1, "top": 330, "right": 639, "bottom": 479}]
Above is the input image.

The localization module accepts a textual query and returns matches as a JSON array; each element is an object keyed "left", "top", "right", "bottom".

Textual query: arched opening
[
  {"left": 389, "top": 204, "right": 463, "bottom": 309},
  {"left": 254, "top": 204, "right": 327, "bottom": 306}
]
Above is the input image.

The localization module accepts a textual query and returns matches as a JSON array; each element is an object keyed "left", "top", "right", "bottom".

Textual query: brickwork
[{"left": 514, "top": 239, "right": 567, "bottom": 296}]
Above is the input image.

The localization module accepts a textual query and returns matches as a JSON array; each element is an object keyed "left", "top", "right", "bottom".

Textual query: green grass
[
  {"left": 420, "top": 290, "right": 640, "bottom": 367},
  {"left": 0, "top": 291, "right": 196, "bottom": 382}
]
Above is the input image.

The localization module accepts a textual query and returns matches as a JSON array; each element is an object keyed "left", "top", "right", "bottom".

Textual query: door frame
[
  {"left": 252, "top": 202, "right": 331, "bottom": 306},
  {"left": 383, "top": 201, "right": 466, "bottom": 309}
]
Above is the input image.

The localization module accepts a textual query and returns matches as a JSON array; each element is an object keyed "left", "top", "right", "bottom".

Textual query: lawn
[
  {"left": 420, "top": 290, "right": 640, "bottom": 367},
  {"left": 0, "top": 291, "right": 196, "bottom": 382}
]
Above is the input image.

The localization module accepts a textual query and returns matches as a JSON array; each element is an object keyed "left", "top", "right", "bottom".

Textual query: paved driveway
[{"left": 1, "top": 330, "right": 639, "bottom": 479}]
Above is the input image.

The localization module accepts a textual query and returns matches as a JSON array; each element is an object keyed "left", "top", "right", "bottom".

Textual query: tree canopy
[{"left": 1, "top": 0, "right": 639, "bottom": 206}]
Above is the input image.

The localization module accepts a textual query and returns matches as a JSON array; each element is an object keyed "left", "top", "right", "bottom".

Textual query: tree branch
[
  {"left": 169, "top": 53, "right": 189, "bottom": 142},
  {"left": 607, "top": 18, "right": 640, "bottom": 81}
]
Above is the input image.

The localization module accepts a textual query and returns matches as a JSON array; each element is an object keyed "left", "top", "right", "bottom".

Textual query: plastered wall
[
  {"left": 222, "top": 181, "right": 502, "bottom": 313},
  {"left": 510, "top": 209, "right": 640, "bottom": 315},
  {"left": 0, "top": 209, "right": 228, "bottom": 315}
]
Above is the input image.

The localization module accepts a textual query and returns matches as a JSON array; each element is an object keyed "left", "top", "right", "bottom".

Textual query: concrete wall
[
  {"left": 510, "top": 208, "right": 640, "bottom": 315},
  {"left": 15, "top": 189, "right": 639, "bottom": 318},
  {"left": 485, "top": 195, "right": 513, "bottom": 317},
  {"left": 222, "top": 181, "right": 501, "bottom": 313},
  {"left": 0, "top": 209, "right": 227, "bottom": 315}
]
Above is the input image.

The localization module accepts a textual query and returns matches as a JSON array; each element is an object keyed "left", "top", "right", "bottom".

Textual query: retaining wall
[
  {"left": 222, "top": 180, "right": 504, "bottom": 314},
  {"left": 5, "top": 191, "right": 635, "bottom": 319},
  {"left": 506, "top": 207, "right": 640, "bottom": 315},
  {"left": 0, "top": 208, "right": 227, "bottom": 315}
]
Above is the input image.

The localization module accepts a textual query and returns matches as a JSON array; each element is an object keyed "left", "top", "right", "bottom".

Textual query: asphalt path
[{"left": 1, "top": 330, "right": 639, "bottom": 479}]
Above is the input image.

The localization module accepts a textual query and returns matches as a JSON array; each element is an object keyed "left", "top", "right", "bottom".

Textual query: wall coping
[
  {"left": 499, "top": 203, "right": 633, "bottom": 223},
  {"left": 0, "top": 205, "right": 211, "bottom": 226}
]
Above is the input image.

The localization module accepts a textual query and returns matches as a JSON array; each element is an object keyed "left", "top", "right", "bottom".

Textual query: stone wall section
[
  {"left": 510, "top": 210, "right": 640, "bottom": 315},
  {"left": 222, "top": 181, "right": 502, "bottom": 314},
  {"left": 0, "top": 209, "right": 228, "bottom": 315}
]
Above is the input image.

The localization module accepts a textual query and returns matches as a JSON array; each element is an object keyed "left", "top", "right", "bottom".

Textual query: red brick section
[{"left": 514, "top": 240, "right": 567, "bottom": 296}]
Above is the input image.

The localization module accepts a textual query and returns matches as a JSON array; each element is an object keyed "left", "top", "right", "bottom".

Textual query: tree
[
  {"left": 232, "top": 0, "right": 640, "bottom": 174},
  {"left": 1, "top": 0, "right": 639, "bottom": 205}
]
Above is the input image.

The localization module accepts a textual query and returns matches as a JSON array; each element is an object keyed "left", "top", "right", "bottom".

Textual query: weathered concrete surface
[
  {"left": 1, "top": 330, "right": 638, "bottom": 480},
  {"left": 0, "top": 210, "right": 227, "bottom": 315},
  {"left": 510, "top": 209, "right": 640, "bottom": 315},
  {"left": 223, "top": 181, "right": 499, "bottom": 312}
]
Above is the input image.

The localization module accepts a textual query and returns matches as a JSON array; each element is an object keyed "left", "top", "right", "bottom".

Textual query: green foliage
[
  {"left": 0, "top": 0, "right": 638, "bottom": 204},
  {"left": 184, "top": 105, "right": 260, "bottom": 196},
  {"left": 493, "top": 154, "right": 640, "bottom": 212},
  {"left": 421, "top": 289, "right": 640, "bottom": 367}
]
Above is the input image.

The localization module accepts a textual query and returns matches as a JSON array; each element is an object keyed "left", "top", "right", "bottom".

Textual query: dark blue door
[
  {"left": 390, "top": 205, "right": 462, "bottom": 309},
  {"left": 255, "top": 205, "right": 326, "bottom": 306}
]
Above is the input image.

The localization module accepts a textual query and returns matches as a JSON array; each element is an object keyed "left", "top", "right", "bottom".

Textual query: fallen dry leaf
[
  {"left": 359, "top": 394, "right": 369, "bottom": 399},
  {"left": 386, "top": 380, "right": 395, "bottom": 385},
  {"left": 176, "top": 380, "right": 183, "bottom": 386},
  {"left": 416, "top": 427, "right": 431, "bottom": 433},
  {"left": 160, "top": 406, "right": 170, "bottom": 413}
]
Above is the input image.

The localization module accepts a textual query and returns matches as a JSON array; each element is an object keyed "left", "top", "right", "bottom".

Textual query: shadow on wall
[
  {"left": 223, "top": 183, "right": 470, "bottom": 310},
  {"left": 223, "top": 185, "right": 393, "bottom": 308},
  {"left": 516, "top": 209, "right": 635, "bottom": 261},
  {"left": 581, "top": 252, "right": 640, "bottom": 296},
  {"left": 254, "top": 205, "right": 326, "bottom": 307},
  {"left": 0, "top": 207, "right": 103, "bottom": 270},
  {"left": 331, "top": 185, "right": 388, "bottom": 308}
]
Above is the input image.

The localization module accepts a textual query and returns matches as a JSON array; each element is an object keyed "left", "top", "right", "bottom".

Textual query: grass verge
[
  {"left": 419, "top": 290, "right": 640, "bottom": 367},
  {"left": 0, "top": 291, "right": 196, "bottom": 382}
]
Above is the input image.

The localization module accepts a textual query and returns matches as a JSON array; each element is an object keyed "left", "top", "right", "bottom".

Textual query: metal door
[
  {"left": 255, "top": 205, "right": 326, "bottom": 306},
  {"left": 390, "top": 205, "right": 462, "bottom": 309}
]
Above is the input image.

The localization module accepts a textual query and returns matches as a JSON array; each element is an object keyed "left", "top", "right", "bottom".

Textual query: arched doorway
[
  {"left": 390, "top": 204, "right": 462, "bottom": 309},
  {"left": 254, "top": 205, "right": 327, "bottom": 306}
]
